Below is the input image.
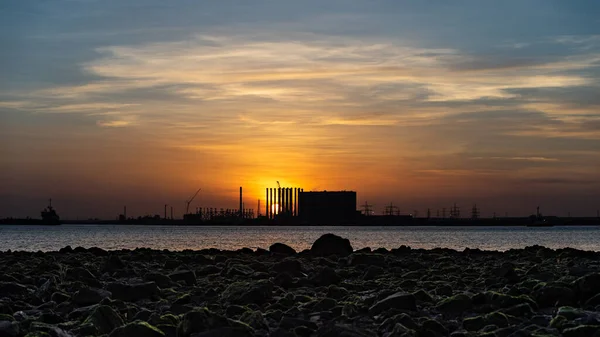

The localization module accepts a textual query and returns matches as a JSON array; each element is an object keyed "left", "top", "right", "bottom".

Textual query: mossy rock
[
  {"left": 486, "top": 291, "right": 537, "bottom": 309},
  {"left": 0, "top": 313, "right": 14, "bottom": 322},
  {"left": 84, "top": 305, "right": 124, "bottom": 335},
  {"left": 158, "top": 314, "right": 179, "bottom": 326}
]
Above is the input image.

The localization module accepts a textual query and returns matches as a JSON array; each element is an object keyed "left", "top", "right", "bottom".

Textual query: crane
[{"left": 185, "top": 188, "right": 202, "bottom": 214}]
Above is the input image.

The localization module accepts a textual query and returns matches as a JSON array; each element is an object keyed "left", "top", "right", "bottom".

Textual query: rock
[
  {"left": 221, "top": 280, "right": 273, "bottom": 305},
  {"left": 413, "top": 289, "right": 434, "bottom": 303},
  {"left": 269, "top": 243, "right": 297, "bottom": 255},
  {"left": 311, "top": 234, "right": 353, "bottom": 257},
  {"left": 190, "top": 327, "right": 254, "bottom": 337},
  {"left": 223, "top": 264, "right": 254, "bottom": 277},
  {"left": 327, "top": 285, "right": 349, "bottom": 300},
  {"left": 363, "top": 265, "right": 384, "bottom": 280},
  {"left": 534, "top": 284, "right": 575, "bottom": 307},
  {"left": 463, "top": 312, "right": 509, "bottom": 332},
  {"left": 574, "top": 273, "right": 600, "bottom": 302},
  {"left": 436, "top": 294, "right": 473, "bottom": 313},
  {"left": 85, "top": 305, "right": 124, "bottom": 334},
  {"left": 107, "top": 282, "right": 159, "bottom": 302},
  {"left": 28, "top": 321, "right": 73, "bottom": 337},
  {"left": 562, "top": 325, "right": 600, "bottom": 337},
  {"left": 225, "top": 305, "right": 248, "bottom": 318},
  {"left": 66, "top": 267, "right": 96, "bottom": 281},
  {"left": 50, "top": 292, "right": 70, "bottom": 304},
  {"left": 176, "top": 309, "right": 233, "bottom": 337},
  {"left": 347, "top": 253, "right": 385, "bottom": 267},
  {"left": 145, "top": 273, "right": 173, "bottom": 288},
  {"left": 272, "top": 259, "right": 303, "bottom": 274},
  {"left": 369, "top": 292, "right": 417, "bottom": 315},
  {"left": 240, "top": 310, "right": 268, "bottom": 331},
  {"left": 0, "top": 321, "right": 19, "bottom": 337},
  {"left": 0, "top": 282, "right": 29, "bottom": 297},
  {"left": 104, "top": 255, "right": 125, "bottom": 271},
  {"left": 310, "top": 267, "right": 340, "bottom": 286},
  {"left": 169, "top": 270, "right": 196, "bottom": 286},
  {"left": 279, "top": 317, "right": 318, "bottom": 331},
  {"left": 499, "top": 303, "right": 535, "bottom": 317},
  {"left": 58, "top": 246, "right": 73, "bottom": 253},
  {"left": 109, "top": 321, "right": 165, "bottom": 337},
  {"left": 88, "top": 247, "right": 109, "bottom": 256},
  {"left": 72, "top": 288, "right": 111, "bottom": 306},
  {"left": 317, "top": 323, "right": 377, "bottom": 337},
  {"left": 422, "top": 319, "right": 448, "bottom": 336}
]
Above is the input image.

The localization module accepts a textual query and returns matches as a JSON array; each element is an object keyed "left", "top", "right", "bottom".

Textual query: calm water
[{"left": 0, "top": 225, "right": 599, "bottom": 252}]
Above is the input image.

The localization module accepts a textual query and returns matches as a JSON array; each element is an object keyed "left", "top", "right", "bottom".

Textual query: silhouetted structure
[
  {"left": 471, "top": 204, "right": 480, "bottom": 219},
  {"left": 41, "top": 199, "right": 60, "bottom": 225},
  {"left": 265, "top": 186, "right": 302, "bottom": 219},
  {"left": 298, "top": 191, "right": 357, "bottom": 225}
]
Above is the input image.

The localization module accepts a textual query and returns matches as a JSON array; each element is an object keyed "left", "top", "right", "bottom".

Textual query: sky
[{"left": 1, "top": 0, "right": 599, "bottom": 219}]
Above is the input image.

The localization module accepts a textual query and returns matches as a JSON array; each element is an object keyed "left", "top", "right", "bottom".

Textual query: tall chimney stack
[{"left": 239, "top": 187, "right": 243, "bottom": 218}]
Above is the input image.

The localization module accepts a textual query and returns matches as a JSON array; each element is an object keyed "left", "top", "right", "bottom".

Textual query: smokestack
[
  {"left": 265, "top": 189, "right": 268, "bottom": 218},
  {"left": 239, "top": 187, "right": 243, "bottom": 218},
  {"left": 288, "top": 188, "right": 291, "bottom": 213}
]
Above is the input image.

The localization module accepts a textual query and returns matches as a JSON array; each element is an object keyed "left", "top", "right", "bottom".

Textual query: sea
[{"left": 0, "top": 225, "right": 599, "bottom": 252}]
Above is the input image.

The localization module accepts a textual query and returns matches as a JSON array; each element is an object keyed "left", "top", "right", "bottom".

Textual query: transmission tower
[
  {"left": 361, "top": 201, "right": 373, "bottom": 216},
  {"left": 450, "top": 203, "right": 461, "bottom": 218},
  {"left": 384, "top": 202, "right": 399, "bottom": 216},
  {"left": 471, "top": 204, "right": 480, "bottom": 219}
]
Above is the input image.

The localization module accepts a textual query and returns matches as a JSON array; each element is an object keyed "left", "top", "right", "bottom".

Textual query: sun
[{"left": 271, "top": 203, "right": 280, "bottom": 214}]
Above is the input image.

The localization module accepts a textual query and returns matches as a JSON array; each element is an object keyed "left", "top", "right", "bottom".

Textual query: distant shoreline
[{"left": 1, "top": 217, "right": 599, "bottom": 227}]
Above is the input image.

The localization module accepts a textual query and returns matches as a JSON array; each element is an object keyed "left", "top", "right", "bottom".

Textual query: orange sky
[{"left": 2, "top": 2, "right": 600, "bottom": 218}]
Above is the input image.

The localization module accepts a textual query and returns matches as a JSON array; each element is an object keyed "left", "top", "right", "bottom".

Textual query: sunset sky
[{"left": 1, "top": 1, "right": 599, "bottom": 219}]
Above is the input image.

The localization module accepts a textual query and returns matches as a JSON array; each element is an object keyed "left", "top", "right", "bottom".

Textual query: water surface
[{"left": 1, "top": 225, "right": 599, "bottom": 252}]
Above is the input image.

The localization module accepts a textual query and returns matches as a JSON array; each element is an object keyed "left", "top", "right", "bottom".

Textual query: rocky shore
[{"left": 1, "top": 234, "right": 600, "bottom": 337}]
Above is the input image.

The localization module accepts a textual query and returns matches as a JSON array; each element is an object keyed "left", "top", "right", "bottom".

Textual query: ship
[
  {"left": 0, "top": 199, "right": 61, "bottom": 225},
  {"left": 40, "top": 199, "right": 61, "bottom": 225},
  {"left": 527, "top": 206, "right": 553, "bottom": 227}
]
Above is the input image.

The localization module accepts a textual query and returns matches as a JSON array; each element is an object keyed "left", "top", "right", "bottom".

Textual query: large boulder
[
  {"left": 311, "top": 234, "right": 353, "bottom": 257},
  {"left": 269, "top": 243, "right": 297, "bottom": 256}
]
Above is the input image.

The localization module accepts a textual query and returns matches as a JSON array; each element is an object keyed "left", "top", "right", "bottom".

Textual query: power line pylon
[
  {"left": 384, "top": 202, "right": 398, "bottom": 216},
  {"left": 361, "top": 201, "right": 373, "bottom": 216},
  {"left": 471, "top": 204, "right": 480, "bottom": 219}
]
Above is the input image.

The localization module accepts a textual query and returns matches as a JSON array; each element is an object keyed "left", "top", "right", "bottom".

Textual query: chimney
[{"left": 239, "top": 187, "right": 243, "bottom": 218}]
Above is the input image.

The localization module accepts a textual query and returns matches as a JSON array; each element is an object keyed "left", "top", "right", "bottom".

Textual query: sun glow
[{"left": 271, "top": 203, "right": 280, "bottom": 214}]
